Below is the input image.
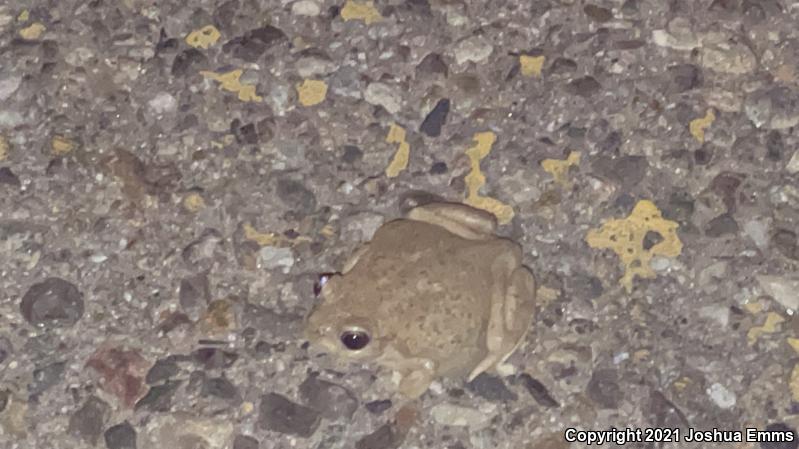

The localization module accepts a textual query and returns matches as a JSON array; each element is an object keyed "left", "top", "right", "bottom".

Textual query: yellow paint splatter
[
  {"left": 340, "top": 0, "right": 383, "bottom": 24},
  {"left": 296, "top": 79, "right": 328, "bottom": 106},
  {"left": 0, "top": 135, "right": 9, "bottom": 161},
  {"left": 672, "top": 376, "right": 692, "bottom": 391},
  {"left": 464, "top": 132, "right": 515, "bottom": 225},
  {"left": 18, "top": 10, "right": 29, "bottom": 22},
  {"left": 320, "top": 224, "right": 336, "bottom": 238},
  {"left": 743, "top": 301, "right": 763, "bottom": 314},
  {"left": 542, "top": 151, "right": 581, "bottom": 186},
  {"left": 747, "top": 312, "right": 784, "bottom": 345},
  {"left": 200, "top": 70, "right": 262, "bottom": 102},
  {"left": 385, "top": 123, "right": 409, "bottom": 178},
  {"left": 787, "top": 337, "right": 799, "bottom": 354},
  {"left": 585, "top": 200, "right": 682, "bottom": 293},
  {"left": 185, "top": 25, "right": 221, "bottom": 49},
  {"left": 520, "top": 55, "right": 546, "bottom": 77},
  {"left": 791, "top": 363, "right": 799, "bottom": 401},
  {"left": 183, "top": 193, "right": 206, "bottom": 212},
  {"left": 51, "top": 136, "right": 75, "bottom": 156},
  {"left": 19, "top": 22, "right": 45, "bottom": 40},
  {"left": 689, "top": 109, "right": 715, "bottom": 143},
  {"left": 243, "top": 223, "right": 280, "bottom": 246}
]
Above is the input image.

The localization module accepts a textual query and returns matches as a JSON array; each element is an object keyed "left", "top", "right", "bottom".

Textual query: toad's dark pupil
[{"left": 340, "top": 330, "right": 370, "bottom": 350}]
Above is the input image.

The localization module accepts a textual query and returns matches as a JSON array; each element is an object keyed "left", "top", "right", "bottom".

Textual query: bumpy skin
[{"left": 305, "top": 202, "right": 536, "bottom": 398}]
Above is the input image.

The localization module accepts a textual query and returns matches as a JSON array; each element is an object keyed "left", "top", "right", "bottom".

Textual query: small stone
[
  {"left": 515, "top": 374, "right": 559, "bottom": 408},
  {"left": 135, "top": 381, "right": 181, "bottom": 412},
  {"left": 148, "top": 92, "right": 177, "bottom": 114},
  {"left": 743, "top": 219, "right": 770, "bottom": 249},
  {"left": 419, "top": 98, "right": 450, "bottom": 137},
  {"left": 28, "top": 361, "right": 66, "bottom": 398},
  {"left": 586, "top": 369, "right": 621, "bottom": 409},
  {"left": 744, "top": 86, "right": 799, "bottom": 130},
  {"left": 104, "top": 421, "right": 137, "bottom": 449},
  {"left": 342, "top": 212, "right": 385, "bottom": 242},
  {"left": 700, "top": 38, "right": 756, "bottom": 74},
  {"left": 430, "top": 161, "right": 448, "bottom": 174},
  {"left": 356, "top": 423, "right": 405, "bottom": 449},
  {"left": 341, "top": 145, "right": 363, "bottom": 164},
  {"left": 193, "top": 347, "right": 238, "bottom": 369},
  {"left": 761, "top": 423, "right": 798, "bottom": 449},
  {"left": 276, "top": 177, "right": 317, "bottom": 214},
  {"left": 705, "top": 214, "right": 738, "bottom": 238},
  {"left": 295, "top": 55, "right": 336, "bottom": 78},
  {"left": 258, "top": 393, "right": 321, "bottom": 438},
  {"left": 452, "top": 36, "right": 493, "bottom": 65},
  {"left": 364, "top": 399, "right": 392, "bottom": 415},
  {"left": 0, "top": 336, "right": 11, "bottom": 364},
  {"left": 651, "top": 18, "right": 699, "bottom": 50},
  {"left": 233, "top": 434, "right": 260, "bottom": 449},
  {"left": 583, "top": 4, "right": 613, "bottom": 22},
  {"left": 766, "top": 131, "right": 783, "bottom": 161},
  {"left": 0, "top": 167, "right": 21, "bottom": 188},
  {"left": 430, "top": 403, "right": 493, "bottom": 429},
  {"left": 223, "top": 26, "right": 288, "bottom": 62},
  {"left": 787, "top": 151, "right": 799, "bottom": 174},
  {"left": 706, "top": 382, "right": 736, "bottom": 409},
  {"left": 416, "top": 53, "right": 448, "bottom": 78},
  {"left": 68, "top": 396, "right": 109, "bottom": 446},
  {"left": 0, "top": 110, "right": 24, "bottom": 128},
  {"left": 172, "top": 49, "right": 208, "bottom": 77},
  {"left": 466, "top": 373, "right": 518, "bottom": 402},
  {"left": 0, "top": 75, "right": 21, "bottom": 101},
  {"left": 292, "top": 0, "right": 321, "bottom": 16},
  {"left": 771, "top": 229, "right": 798, "bottom": 261},
  {"left": 202, "top": 376, "right": 240, "bottom": 401},
  {"left": 666, "top": 64, "right": 703, "bottom": 93},
  {"left": 179, "top": 272, "right": 211, "bottom": 318},
  {"left": 698, "top": 305, "right": 730, "bottom": 327},
  {"left": 364, "top": 82, "right": 402, "bottom": 114},
  {"left": 87, "top": 347, "right": 149, "bottom": 408},
  {"left": 148, "top": 413, "right": 233, "bottom": 449},
  {"left": 298, "top": 375, "right": 358, "bottom": 420},
  {"left": 566, "top": 76, "right": 601, "bottom": 97},
  {"left": 258, "top": 246, "right": 295, "bottom": 272},
  {"left": 756, "top": 275, "right": 799, "bottom": 311},
  {"left": 592, "top": 155, "right": 647, "bottom": 190},
  {"left": 20, "top": 277, "right": 85, "bottom": 328}
]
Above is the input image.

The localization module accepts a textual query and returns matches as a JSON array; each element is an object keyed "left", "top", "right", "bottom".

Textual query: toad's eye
[{"left": 340, "top": 330, "right": 370, "bottom": 350}]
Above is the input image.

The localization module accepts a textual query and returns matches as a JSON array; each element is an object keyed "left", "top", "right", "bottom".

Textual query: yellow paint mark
[
  {"left": 200, "top": 69, "right": 262, "bottom": 102},
  {"left": 0, "top": 135, "right": 9, "bottom": 161},
  {"left": 341, "top": 0, "right": 383, "bottom": 24},
  {"left": 747, "top": 312, "right": 784, "bottom": 345},
  {"left": 19, "top": 22, "right": 45, "bottom": 40},
  {"left": 185, "top": 25, "right": 221, "bottom": 49},
  {"left": 240, "top": 401, "right": 255, "bottom": 415},
  {"left": 520, "top": 55, "right": 546, "bottom": 77},
  {"left": 183, "top": 193, "right": 206, "bottom": 212},
  {"left": 791, "top": 363, "right": 799, "bottom": 401},
  {"left": 385, "top": 123, "right": 410, "bottom": 178},
  {"left": 51, "top": 136, "right": 75, "bottom": 155},
  {"left": 672, "top": 376, "right": 692, "bottom": 391},
  {"left": 585, "top": 200, "right": 683, "bottom": 293},
  {"left": 18, "top": 10, "right": 29, "bottom": 22},
  {"left": 243, "top": 223, "right": 280, "bottom": 246},
  {"left": 787, "top": 338, "right": 799, "bottom": 354},
  {"left": 743, "top": 302, "right": 763, "bottom": 314},
  {"left": 296, "top": 79, "right": 328, "bottom": 106},
  {"left": 542, "top": 151, "right": 581, "bottom": 186},
  {"left": 464, "top": 132, "right": 515, "bottom": 224},
  {"left": 689, "top": 109, "right": 715, "bottom": 143}
]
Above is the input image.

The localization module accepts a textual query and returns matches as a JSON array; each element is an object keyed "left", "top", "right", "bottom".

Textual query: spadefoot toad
[{"left": 305, "top": 202, "right": 536, "bottom": 398}]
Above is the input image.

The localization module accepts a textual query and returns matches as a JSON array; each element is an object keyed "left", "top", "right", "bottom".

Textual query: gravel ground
[{"left": 2, "top": 0, "right": 799, "bottom": 448}]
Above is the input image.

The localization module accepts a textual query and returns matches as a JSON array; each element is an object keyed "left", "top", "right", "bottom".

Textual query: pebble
[
  {"left": 665, "top": 64, "right": 703, "bottom": 93},
  {"left": 258, "top": 393, "right": 321, "bottom": 438},
  {"left": 364, "top": 82, "right": 403, "bottom": 114},
  {"left": 298, "top": 375, "right": 359, "bottom": 420},
  {"left": 416, "top": 53, "right": 448, "bottom": 78},
  {"left": 744, "top": 86, "right": 799, "bottom": 130},
  {"left": 233, "top": 434, "right": 260, "bottom": 449},
  {"left": 756, "top": 275, "right": 799, "bottom": 311},
  {"left": 466, "top": 373, "right": 518, "bottom": 402},
  {"left": 419, "top": 98, "right": 450, "bottom": 137},
  {"left": 700, "top": 34, "right": 756, "bottom": 74},
  {"left": 452, "top": 36, "right": 493, "bottom": 65},
  {"left": 295, "top": 55, "right": 336, "bottom": 78},
  {"left": 0, "top": 167, "right": 21, "bottom": 188},
  {"left": 104, "top": 421, "right": 137, "bottom": 449},
  {"left": 356, "top": 423, "right": 405, "bottom": 449},
  {"left": 364, "top": 399, "right": 392, "bottom": 414},
  {"left": 586, "top": 369, "right": 622, "bottom": 409},
  {"left": 148, "top": 92, "right": 178, "bottom": 114},
  {"left": 20, "top": 277, "right": 84, "bottom": 328},
  {"left": 430, "top": 403, "right": 494, "bottom": 428},
  {"left": 706, "top": 382, "right": 736, "bottom": 409},
  {"left": 68, "top": 396, "right": 109, "bottom": 446},
  {"left": 258, "top": 246, "right": 295, "bottom": 273},
  {"left": 742, "top": 218, "right": 770, "bottom": 249},
  {"left": 292, "top": 0, "right": 321, "bottom": 16},
  {"left": 771, "top": 229, "right": 798, "bottom": 261},
  {"left": 705, "top": 214, "right": 738, "bottom": 238},
  {"left": 29, "top": 361, "right": 66, "bottom": 398},
  {"left": 275, "top": 178, "right": 317, "bottom": 214},
  {"left": 0, "top": 110, "right": 24, "bottom": 128},
  {"left": 698, "top": 305, "right": 730, "bottom": 327},
  {"left": 515, "top": 373, "right": 559, "bottom": 408},
  {"left": 342, "top": 212, "right": 385, "bottom": 242},
  {"left": 566, "top": 76, "right": 601, "bottom": 97},
  {"left": 652, "top": 18, "right": 699, "bottom": 50},
  {"left": 787, "top": 151, "right": 799, "bottom": 174},
  {"left": 0, "top": 74, "right": 21, "bottom": 101},
  {"left": 147, "top": 413, "right": 233, "bottom": 449},
  {"left": 135, "top": 381, "right": 181, "bottom": 412}
]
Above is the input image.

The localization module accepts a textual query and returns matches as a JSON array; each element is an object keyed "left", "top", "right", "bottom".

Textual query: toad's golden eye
[{"left": 340, "top": 330, "right": 370, "bottom": 350}]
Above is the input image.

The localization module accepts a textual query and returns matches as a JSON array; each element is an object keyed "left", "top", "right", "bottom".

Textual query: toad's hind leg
[{"left": 468, "top": 255, "right": 536, "bottom": 381}]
